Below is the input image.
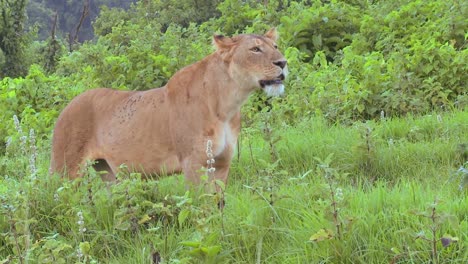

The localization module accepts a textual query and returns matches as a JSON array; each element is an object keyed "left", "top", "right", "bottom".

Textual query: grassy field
[{"left": 0, "top": 110, "right": 467, "bottom": 263}]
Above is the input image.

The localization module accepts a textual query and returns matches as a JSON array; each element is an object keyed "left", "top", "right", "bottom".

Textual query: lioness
[{"left": 50, "top": 28, "right": 287, "bottom": 187}]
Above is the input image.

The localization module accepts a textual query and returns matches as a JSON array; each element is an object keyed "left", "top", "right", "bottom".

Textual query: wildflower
[
  {"left": 29, "top": 129, "right": 38, "bottom": 178},
  {"left": 77, "top": 211, "right": 86, "bottom": 234},
  {"left": 5, "top": 137, "right": 12, "bottom": 149},
  {"left": 205, "top": 139, "right": 216, "bottom": 175},
  {"left": 13, "top": 115, "right": 22, "bottom": 133},
  {"left": 19, "top": 135, "right": 27, "bottom": 153},
  {"left": 76, "top": 248, "right": 83, "bottom": 259},
  {"left": 380, "top": 110, "right": 385, "bottom": 120},
  {"left": 206, "top": 140, "right": 213, "bottom": 156},
  {"left": 335, "top": 188, "right": 344, "bottom": 202},
  {"left": 13, "top": 115, "right": 27, "bottom": 154}
]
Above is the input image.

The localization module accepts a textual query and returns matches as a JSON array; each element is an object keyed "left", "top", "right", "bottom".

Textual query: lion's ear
[
  {"left": 213, "top": 35, "right": 236, "bottom": 51},
  {"left": 264, "top": 28, "right": 278, "bottom": 41}
]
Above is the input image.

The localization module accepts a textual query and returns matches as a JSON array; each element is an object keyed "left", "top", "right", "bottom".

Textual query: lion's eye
[{"left": 250, "top": 47, "right": 262, "bottom": 53}]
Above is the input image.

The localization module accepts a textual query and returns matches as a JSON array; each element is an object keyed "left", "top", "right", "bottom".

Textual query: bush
[{"left": 0, "top": 65, "right": 85, "bottom": 154}]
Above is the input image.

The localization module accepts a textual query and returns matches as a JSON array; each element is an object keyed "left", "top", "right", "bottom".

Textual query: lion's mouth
[{"left": 259, "top": 74, "right": 285, "bottom": 88}]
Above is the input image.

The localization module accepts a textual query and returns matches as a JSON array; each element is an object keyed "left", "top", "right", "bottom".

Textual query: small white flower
[
  {"left": 335, "top": 188, "right": 344, "bottom": 201},
  {"left": 206, "top": 140, "right": 213, "bottom": 153},
  {"left": 5, "top": 137, "right": 12, "bottom": 148},
  {"left": 76, "top": 248, "right": 83, "bottom": 258},
  {"left": 205, "top": 139, "right": 216, "bottom": 176},
  {"left": 20, "top": 135, "right": 27, "bottom": 146},
  {"left": 77, "top": 211, "right": 86, "bottom": 234},
  {"left": 13, "top": 115, "right": 21, "bottom": 132}
]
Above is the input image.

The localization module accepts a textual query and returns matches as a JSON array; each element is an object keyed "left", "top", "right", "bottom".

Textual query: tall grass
[{"left": 1, "top": 110, "right": 467, "bottom": 263}]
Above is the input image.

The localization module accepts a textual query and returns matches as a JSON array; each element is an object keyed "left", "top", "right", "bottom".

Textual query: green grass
[{"left": 1, "top": 110, "right": 467, "bottom": 263}]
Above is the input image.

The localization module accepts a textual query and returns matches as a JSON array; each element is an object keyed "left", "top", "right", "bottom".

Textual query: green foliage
[
  {"left": 0, "top": 0, "right": 28, "bottom": 77},
  {"left": 280, "top": 0, "right": 362, "bottom": 62},
  {"left": 58, "top": 22, "right": 212, "bottom": 90},
  {"left": 278, "top": 0, "right": 468, "bottom": 123},
  {"left": 0, "top": 65, "right": 85, "bottom": 154},
  {"left": 136, "top": 0, "right": 222, "bottom": 31},
  {"left": 215, "top": 0, "right": 264, "bottom": 34}
]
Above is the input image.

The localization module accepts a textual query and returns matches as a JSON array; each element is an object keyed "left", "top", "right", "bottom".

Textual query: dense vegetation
[{"left": 0, "top": 0, "right": 467, "bottom": 263}]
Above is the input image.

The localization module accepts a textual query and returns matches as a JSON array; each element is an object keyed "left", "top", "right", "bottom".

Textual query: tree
[
  {"left": 26, "top": 0, "right": 136, "bottom": 41},
  {"left": 0, "top": 0, "right": 28, "bottom": 77},
  {"left": 135, "top": 0, "right": 222, "bottom": 31}
]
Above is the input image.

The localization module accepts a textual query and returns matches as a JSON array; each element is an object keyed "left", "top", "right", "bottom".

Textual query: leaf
[
  {"left": 310, "top": 228, "right": 334, "bottom": 242},
  {"left": 146, "top": 227, "right": 161, "bottom": 232},
  {"left": 180, "top": 241, "right": 201, "bottom": 248},
  {"left": 422, "top": 64, "right": 433, "bottom": 74},
  {"left": 440, "top": 235, "right": 459, "bottom": 248},
  {"left": 79, "top": 241, "right": 91, "bottom": 255},
  {"left": 114, "top": 220, "right": 131, "bottom": 231},
  {"left": 214, "top": 180, "right": 225, "bottom": 191},
  {"left": 201, "top": 245, "right": 221, "bottom": 257},
  {"left": 356, "top": 104, "right": 365, "bottom": 113},
  {"left": 138, "top": 214, "right": 152, "bottom": 225},
  {"left": 415, "top": 230, "right": 426, "bottom": 239},
  {"left": 312, "top": 34, "right": 322, "bottom": 49},
  {"left": 178, "top": 208, "right": 191, "bottom": 226},
  {"left": 390, "top": 247, "right": 401, "bottom": 254}
]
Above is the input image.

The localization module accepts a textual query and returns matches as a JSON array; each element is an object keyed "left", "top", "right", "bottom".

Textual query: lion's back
[{"left": 58, "top": 88, "right": 135, "bottom": 121}]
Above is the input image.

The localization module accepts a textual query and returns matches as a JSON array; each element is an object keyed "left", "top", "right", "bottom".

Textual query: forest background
[{"left": 0, "top": 0, "right": 467, "bottom": 263}]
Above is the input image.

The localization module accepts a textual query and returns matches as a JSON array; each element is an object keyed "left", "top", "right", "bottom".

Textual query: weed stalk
[{"left": 1, "top": 196, "right": 24, "bottom": 264}]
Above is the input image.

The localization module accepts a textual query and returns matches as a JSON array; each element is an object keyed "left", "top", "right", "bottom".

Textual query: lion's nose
[{"left": 273, "top": 60, "right": 287, "bottom": 69}]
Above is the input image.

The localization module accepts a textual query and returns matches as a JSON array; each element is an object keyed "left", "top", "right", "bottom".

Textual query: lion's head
[{"left": 213, "top": 28, "right": 288, "bottom": 97}]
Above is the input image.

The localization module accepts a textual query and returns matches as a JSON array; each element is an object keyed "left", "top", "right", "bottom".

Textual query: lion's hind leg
[{"left": 50, "top": 138, "right": 88, "bottom": 179}]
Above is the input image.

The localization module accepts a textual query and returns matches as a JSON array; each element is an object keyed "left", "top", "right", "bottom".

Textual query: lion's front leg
[
  {"left": 181, "top": 154, "right": 207, "bottom": 186},
  {"left": 181, "top": 155, "right": 230, "bottom": 190}
]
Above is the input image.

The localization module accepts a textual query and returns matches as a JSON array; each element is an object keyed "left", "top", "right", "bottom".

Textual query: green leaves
[
  {"left": 0, "top": 0, "right": 28, "bottom": 77},
  {"left": 309, "top": 228, "right": 334, "bottom": 242},
  {"left": 180, "top": 240, "right": 222, "bottom": 264}
]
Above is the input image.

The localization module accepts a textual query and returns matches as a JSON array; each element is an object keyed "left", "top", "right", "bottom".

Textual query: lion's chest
[{"left": 212, "top": 122, "right": 237, "bottom": 160}]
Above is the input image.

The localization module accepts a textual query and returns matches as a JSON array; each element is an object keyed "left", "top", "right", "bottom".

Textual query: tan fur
[{"left": 50, "top": 29, "right": 287, "bottom": 186}]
